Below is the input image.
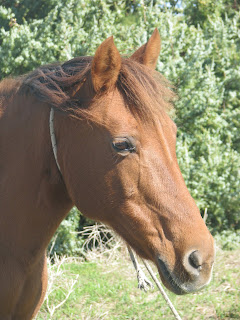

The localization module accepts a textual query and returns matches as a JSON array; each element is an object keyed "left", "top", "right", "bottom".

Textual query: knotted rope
[{"left": 127, "top": 246, "right": 182, "bottom": 320}]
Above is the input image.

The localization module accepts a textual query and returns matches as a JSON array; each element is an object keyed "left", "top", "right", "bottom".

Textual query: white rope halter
[{"left": 49, "top": 108, "right": 61, "bottom": 172}]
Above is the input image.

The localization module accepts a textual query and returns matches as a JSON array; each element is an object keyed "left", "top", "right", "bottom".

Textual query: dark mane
[{"left": 18, "top": 56, "right": 176, "bottom": 123}]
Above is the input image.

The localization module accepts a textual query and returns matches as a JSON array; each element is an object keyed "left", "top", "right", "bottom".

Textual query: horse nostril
[{"left": 188, "top": 250, "right": 202, "bottom": 270}]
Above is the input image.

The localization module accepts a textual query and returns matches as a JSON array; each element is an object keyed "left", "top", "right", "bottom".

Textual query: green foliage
[
  {"left": 48, "top": 207, "right": 84, "bottom": 257},
  {"left": 215, "top": 230, "right": 240, "bottom": 250},
  {"left": 0, "top": 0, "right": 239, "bottom": 240},
  {"left": 0, "top": 0, "right": 59, "bottom": 24},
  {"left": 182, "top": 0, "right": 240, "bottom": 27},
  {"left": 48, "top": 207, "right": 95, "bottom": 257}
]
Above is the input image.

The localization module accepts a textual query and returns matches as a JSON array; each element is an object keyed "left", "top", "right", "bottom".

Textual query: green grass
[{"left": 37, "top": 248, "right": 240, "bottom": 320}]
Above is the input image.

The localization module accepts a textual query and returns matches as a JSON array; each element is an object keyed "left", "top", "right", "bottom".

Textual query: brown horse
[{"left": 0, "top": 29, "right": 214, "bottom": 319}]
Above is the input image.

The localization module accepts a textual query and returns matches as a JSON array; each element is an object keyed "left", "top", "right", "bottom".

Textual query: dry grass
[
  {"left": 79, "top": 223, "right": 124, "bottom": 262},
  {"left": 37, "top": 225, "right": 240, "bottom": 320}
]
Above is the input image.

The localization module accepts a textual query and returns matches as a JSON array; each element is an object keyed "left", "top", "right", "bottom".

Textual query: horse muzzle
[{"left": 156, "top": 252, "right": 214, "bottom": 295}]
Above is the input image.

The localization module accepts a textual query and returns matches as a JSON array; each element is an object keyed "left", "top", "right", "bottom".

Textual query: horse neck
[{"left": 0, "top": 92, "right": 73, "bottom": 264}]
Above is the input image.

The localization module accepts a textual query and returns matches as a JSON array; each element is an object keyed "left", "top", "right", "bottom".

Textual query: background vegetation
[{"left": 0, "top": 0, "right": 239, "bottom": 255}]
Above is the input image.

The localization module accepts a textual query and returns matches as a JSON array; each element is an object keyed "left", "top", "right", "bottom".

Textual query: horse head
[{"left": 55, "top": 29, "right": 215, "bottom": 295}]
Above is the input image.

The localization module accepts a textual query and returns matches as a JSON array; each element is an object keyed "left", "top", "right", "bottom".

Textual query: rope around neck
[{"left": 49, "top": 108, "right": 61, "bottom": 172}]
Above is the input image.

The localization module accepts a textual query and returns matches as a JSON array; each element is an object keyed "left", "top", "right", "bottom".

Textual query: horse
[{"left": 0, "top": 29, "right": 215, "bottom": 319}]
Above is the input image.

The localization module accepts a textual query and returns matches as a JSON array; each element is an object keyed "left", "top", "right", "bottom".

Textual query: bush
[
  {"left": 48, "top": 207, "right": 95, "bottom": 257},
  {"left": 214, "top": 230, "right": 240, "bottom": 250},
  {"left": 48, "top": 207, "right": 84, "bottom": 257}
]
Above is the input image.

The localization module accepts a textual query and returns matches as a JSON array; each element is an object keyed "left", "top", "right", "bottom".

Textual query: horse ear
[
  {"left": 91, "top": 36, "right": 121, "bottom": 92},
  {"left": 131, "top": 28, "right": 161, "bottom": 69}
]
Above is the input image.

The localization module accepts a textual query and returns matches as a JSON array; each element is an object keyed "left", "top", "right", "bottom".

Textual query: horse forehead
[
  {"left": 103, "top": 90, "right": 139, "bottom": 132},
  {"left": 101, "top": 90, "right": 175, "bottom": 139}
]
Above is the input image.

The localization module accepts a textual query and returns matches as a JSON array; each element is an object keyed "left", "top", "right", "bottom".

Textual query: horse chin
[
  {"left": 156, "top": 258, "right": 187, "bottom": 295},
  {"left": 156, "top": 257, "right": 211, "bottom": 295}
]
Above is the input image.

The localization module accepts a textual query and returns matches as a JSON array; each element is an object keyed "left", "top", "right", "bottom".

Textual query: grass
[{"left": 36, "top": 245, "right": 240, "bottom": 320}]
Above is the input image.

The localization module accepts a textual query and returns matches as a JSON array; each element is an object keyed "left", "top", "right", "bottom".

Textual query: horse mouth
[{"left": 157, "top": 257, "right": 186, "bottom": 295}]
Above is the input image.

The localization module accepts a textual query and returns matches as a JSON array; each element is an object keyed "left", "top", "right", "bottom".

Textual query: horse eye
[{"left": 112, "top": 138, "right": 136, "bottom": 154}]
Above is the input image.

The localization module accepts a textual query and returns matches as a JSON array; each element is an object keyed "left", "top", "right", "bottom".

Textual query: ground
[{"left": 37, "top": 246, "right": 240, "bottom": 320}]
